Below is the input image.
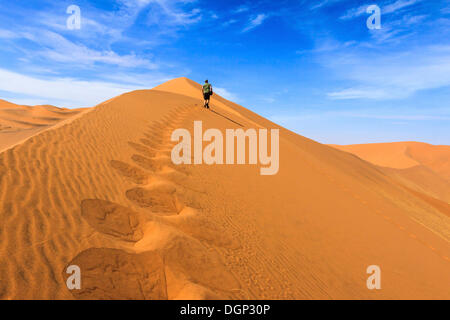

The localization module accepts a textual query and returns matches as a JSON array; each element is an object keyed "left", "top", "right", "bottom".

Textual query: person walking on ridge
[{"left": 202, "top": 80, "right": 213, "bottom": 109}]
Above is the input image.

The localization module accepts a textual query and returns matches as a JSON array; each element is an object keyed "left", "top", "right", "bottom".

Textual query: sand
[
  {"left": 330, "top": 142, "right": 450, "bottom": 178},
  {"left": 0, "top": 77, "right": 448, "bottom": 300},
  {"left": 0, "top": 99, "right": 89, "bottom": 152},
  {"left": 331, "top": 143, "right": 450, "bottom": 203}
]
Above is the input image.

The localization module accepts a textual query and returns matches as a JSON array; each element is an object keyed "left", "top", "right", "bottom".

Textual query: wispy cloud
[
  {"left": 6, "top": 29, "right": 156, "bottom": 69},
  {"left": 296, "top": 39, "right": 357, "bottom": 54},
  {"left": 325, "top": 45, "right": 450, "bottom": 100},
  {"left": 310, "top": 1, "right": 330, "bottom": 10},
  {"left": 271, "top": 112, "right": 450, "bottom": 123},
  {"left": 222, "top": 19, "right": 238, "bottom": 27},
  {"left": 145, "top": 1, "right": 202, "bottom": 27},
  {"left": 327, "top": 88, "right": 388, "bottom": 100},
  {"left": 242, "top": 13, "right": 269, "bottom": 32},
  {"left": 0, "top": 0, "right": 205, "bottom": 92},
  {"left": 340, "top": 0, "right": 423, "bottom": 20},
  {"left": 233, "top": 5, "right": 250, "bottom": 14},
  {"left": 340, "top": 4, "right": 368, "bottom": 20},
  {"left": 383, "top": 0, "right": 422, "bottom": 14},
  {"left": 310, "top": 0, "right": 345, "bottom": 11},
  {"left": 214, "top": 87, "right": 239, "bottom": 102},
  {"left": 341, "top": 113, "right": 450, "bottom": 121},
  {"left": 0, "top": 29, "right": 18, "bottom": 39},
  {"left": 0, "top": 68, "right": 150, "bottom": 107}
]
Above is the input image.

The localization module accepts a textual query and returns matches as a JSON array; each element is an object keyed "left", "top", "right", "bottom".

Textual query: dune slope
[
  {"left": 330, "top": 142, "right": 450, "bottom": 179},
  {"left": 331, "top": 143, "right": 450, "bottom": 203},
  {"left": 0, "top": 79, "right": 448, "bottom": 299},
  {"left": 0, "top": 99, "right": 88, "bottom": 153}
]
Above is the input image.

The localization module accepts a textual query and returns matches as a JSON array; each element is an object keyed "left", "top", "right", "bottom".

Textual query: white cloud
[
  {"left": 296, "top": 39, "right": 357, "bottom": 54},
  {"left": 234, "top": 5, "right": 250, "bottom": 14},
  {"left": 310, "top": 1, "right": 329, "bottom": 10},
  {"left": 270, "top": 112, "right": 450, "bottom": 123},
  {"left": 102, "top": 72, "right": 172, "bottom": 86},
  {"left": 144, "top": 0, "right": 202, "bottom": 27},
  {"left": 340, "top": 4, "right": 368, "bottom": 20},
  {"left": 0, "top": 68, "right": 148, "bottom": 108},
  {"left": 310, "top": 0, "right": 345, "bottom": 11},
  {"left": 383, "top": 0, "right": 422, "bottom": 14},
  {"left": 0, "top": 29, "right": 18, "bottom": 39},
  {"left": 325, "top": 46, "right": 450, "bottom": 100},
  {"left": 402, "top": 14, "right": 428, "bottom": 25},
  {"left": 262, "top": 97, "right": 276, "bottom": 103},
  {"left": 17, "top": 30, "right": 157, "bottom": 68},
  {"left": 327, "top": 88, "right": 389, "bottom": 100},
  {"left": 38, "top": 1, "right": 202, "bottom": 41},
  {"left": 0, "top": 0, "right": 202, "bottom": 73},
  {"left": 214, "top": 87, "right": 239, "bottom": 101},
  {"left": 223, "top": 19, "right": 238, "bottom": 27},
  {"left": 242, "top": 14, "right": 268, "bottom": 32},
  {"left": 340, "top": 0, "right": 422, "bottom": 20},
  {"left": 341, "top": 113, "right": 450, "bottom": 120}
]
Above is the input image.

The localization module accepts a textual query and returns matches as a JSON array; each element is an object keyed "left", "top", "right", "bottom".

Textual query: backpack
[{"left": 203, "top": 83, "right": 212, "bottom": 94}]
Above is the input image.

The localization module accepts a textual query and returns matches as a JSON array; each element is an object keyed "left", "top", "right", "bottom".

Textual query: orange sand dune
[
  {"left": 0, "top": 99, "right": 88, "bottom": 152},
  {"left": 329, "top": 142, "right": 420, "bottom": 169},
  {"left": 330, "top": 143, "right": 450, "bottom": 204},
  {"left": 0, "top": 78, "right": 449, "bottom": 300},
  {"left": 382, "top": 166, "right": 450, "bottom": 203},
  {"left": 330, "top": 142, "right": 450, "bottom": 180}
]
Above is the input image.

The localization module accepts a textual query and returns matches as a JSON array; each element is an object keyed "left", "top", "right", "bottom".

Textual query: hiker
[{"left": 202, "top": 80, "right": 213, "bottom": 109}]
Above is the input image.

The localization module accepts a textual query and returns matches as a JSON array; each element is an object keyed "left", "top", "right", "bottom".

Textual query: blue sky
[{"left": 0, "top": 0, "right": 449, "bottom": 144}]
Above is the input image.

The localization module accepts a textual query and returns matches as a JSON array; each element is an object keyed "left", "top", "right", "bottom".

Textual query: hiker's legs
[
  {"left": 202, "top": 93, "right": 211, "bottom": 108},
  {"left": 203, "top": 95, "right": 210, "bottom": 108}
]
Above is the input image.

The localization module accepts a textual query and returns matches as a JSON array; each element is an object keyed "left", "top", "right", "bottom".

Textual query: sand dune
[
  {"left": 330, "top": 142, "right": 450, "bottom": 180},
  {"left": 0, "top": 99, "right": 88, "bottom": 152},
  {"left": 331, "top": 143, "right": 450, "bottom": 204},
  {"left": 381, "top": 166, "right": 450, "bottom": 204},
  {"left": 0, "top": 78, "right": 449, "bottom": 300}
]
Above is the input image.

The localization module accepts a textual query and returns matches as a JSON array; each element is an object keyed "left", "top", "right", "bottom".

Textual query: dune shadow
[{"left": 209, "top": 109, "right": 244, "bottom": 127}]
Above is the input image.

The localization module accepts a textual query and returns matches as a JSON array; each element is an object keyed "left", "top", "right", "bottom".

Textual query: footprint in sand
[
  {"left": 65, "top": 199, "right": 168, "bottom": 300},
  {"left": 131, "top": 154, "right": 162, "bottom": 172},
  {"left": 110, "top": 160, "right": 149, "bottom": 184},
  {"left": 140, "top": 138, "right": 161, "bottom": 150},
  {"left": 143, "top": 132, "right": 165, "bottom": 142},
  {"left": 128, "top": 142, "right": 156, "bottom": 158},
  {"left": 65, "top": 112, "right": 241, "bottom": 300},
  {"left": 81, "top": 199, "right": 144, "bottom": 242},
  {"left": 68, "top": 197, "right": 240, "bottom": 300},
  {"left": 63, "top": 247, "right": 167, "bottom": 300},
  {"left": 126, "top": 186, "right": 183, "bottom": 214}
]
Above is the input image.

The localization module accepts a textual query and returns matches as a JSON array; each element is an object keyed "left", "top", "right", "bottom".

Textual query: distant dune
[
  {"left": 0, "top": 78, "right": 448, "bottom": 300},
  {"left": 329, "top": 142, "right": 450, "bottom": 179},
  {"left": 330, "top": 143, "right": 450, "bottom": 203},
  {"left": 0, "top": 99, "right": 88, "bottom": 152}
]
